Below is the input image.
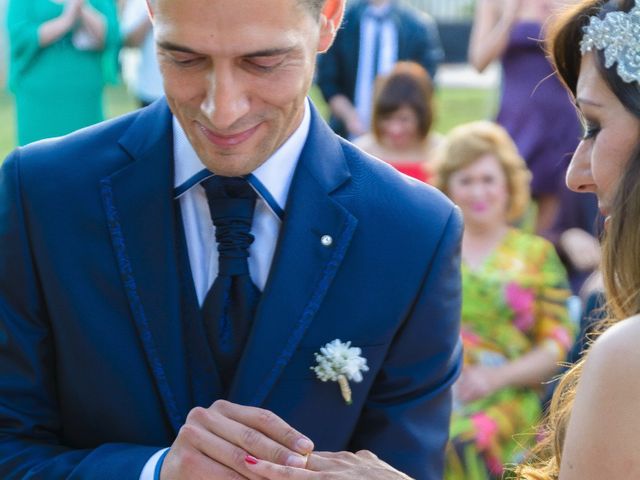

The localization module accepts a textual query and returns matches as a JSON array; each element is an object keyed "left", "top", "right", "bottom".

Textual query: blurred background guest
[
  {"left": 316, "top": 0, "right": 443, "bottom": 139},
  {"left": 7, "top": 0, "right": 119, "bottom": 146},
  {"left": 354, "top": 61, "right": 440, "bottom": 183},
  {"left": 434, "top": 121, "right": 574, "bottom": 480},
  {"left": 119, "top": 0, "right": 162, "bottom": 108},
  {"left": 544, "top": 186, "right": 601, "bottom": 295},
  {"left": 468, "top": 0, "right": 581, "bottom": 233}
]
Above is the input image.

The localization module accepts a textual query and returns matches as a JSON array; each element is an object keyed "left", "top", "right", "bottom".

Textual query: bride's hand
[{"left": 244, "top": 450, "right": 413, "bottom": 479}]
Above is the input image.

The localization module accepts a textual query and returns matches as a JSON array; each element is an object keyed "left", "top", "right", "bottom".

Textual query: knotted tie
[{"left": 201, "top": 175, "right": 260, "bottom": 391}]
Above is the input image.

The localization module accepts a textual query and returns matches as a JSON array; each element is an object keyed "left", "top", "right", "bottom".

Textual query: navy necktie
[{"left": 201, "top": 175, "right": 260, "bottom": 391}]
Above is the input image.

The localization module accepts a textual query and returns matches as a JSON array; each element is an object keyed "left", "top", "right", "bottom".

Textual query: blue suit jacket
[{"left": 0, "top": 99, "right": 462, "bottom": 479}]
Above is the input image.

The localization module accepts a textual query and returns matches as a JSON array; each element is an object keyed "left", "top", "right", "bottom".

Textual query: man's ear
[
  {"left": 317, "top": 0, "right": 346, "bottom": 53},
  {"left": 145, "top": 0, "right": 154, "bottom": 20}
]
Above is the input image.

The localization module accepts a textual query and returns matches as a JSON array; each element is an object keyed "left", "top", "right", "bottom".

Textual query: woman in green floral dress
[
  {"left": 7, "top": 0, "right": 119, "bottom": 146},
  {"left": 434, "top": 121, "right": 575, "bottom": 480}
]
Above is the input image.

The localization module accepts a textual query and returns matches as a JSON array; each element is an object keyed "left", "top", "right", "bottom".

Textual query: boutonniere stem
[
  {"left": 312, "top": 339, "right": 369, "bottom": 405},
  {"left": 337, "top": 374, "right": 352, "bottom": 405}
]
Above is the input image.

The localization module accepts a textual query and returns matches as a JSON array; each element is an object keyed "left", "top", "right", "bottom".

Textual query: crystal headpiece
[{"left": 580, "top": 0, "right": 640, "bottom": 84}]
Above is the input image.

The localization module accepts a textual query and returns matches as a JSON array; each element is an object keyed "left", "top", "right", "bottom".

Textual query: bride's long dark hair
[{"left": 517, "top": 0, "right": 640, "bottom": 478}]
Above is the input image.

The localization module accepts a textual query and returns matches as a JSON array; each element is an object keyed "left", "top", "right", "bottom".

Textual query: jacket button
[{"left": 320, "top": 235, "right": 333, "bottom": 247}]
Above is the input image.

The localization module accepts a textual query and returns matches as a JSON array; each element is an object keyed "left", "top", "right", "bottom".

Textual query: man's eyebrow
[
  {"left": 156, "top": 41, "right": 294, "bottom": 58},
  {"left": 156, "top": 41, "right": 198, "bottom": 54},
  {"left": 244, "top": 47, "right": 295, "bottom": 58}
]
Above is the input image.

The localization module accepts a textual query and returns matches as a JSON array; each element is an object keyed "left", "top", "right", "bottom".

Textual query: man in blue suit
[
  {"left": 316, "top": 0, "right": 444, "bottom": 138},
  {"left": 0, "top": 0, "right": 462, "bottom": 479}
]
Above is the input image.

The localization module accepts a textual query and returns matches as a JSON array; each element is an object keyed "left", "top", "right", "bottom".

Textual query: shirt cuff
[{"left": 139, "top": 447, "right": 170, "bottom": 480}]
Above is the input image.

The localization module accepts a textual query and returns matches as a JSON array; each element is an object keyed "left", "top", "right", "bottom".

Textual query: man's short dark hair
[
  {"left": 150, "top": 0, "right": 326, "bottom": 19},
  {"left": 300, "top": 0, "right": 325, "bottom": 17}
]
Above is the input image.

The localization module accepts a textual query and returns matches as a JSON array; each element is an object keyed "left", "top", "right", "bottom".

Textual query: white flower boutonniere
[{"left": 311, "top": 339, "right": 369, "bottom": 405}]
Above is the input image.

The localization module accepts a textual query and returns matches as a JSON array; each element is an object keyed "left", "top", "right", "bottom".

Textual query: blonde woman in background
[{"left": 434, "top": 121, "right": 573, "bottom": 479}]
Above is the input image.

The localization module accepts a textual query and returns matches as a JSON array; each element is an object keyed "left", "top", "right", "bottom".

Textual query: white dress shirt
[{"left": 139, "top": 99, "right": 311, "bottom": 480}]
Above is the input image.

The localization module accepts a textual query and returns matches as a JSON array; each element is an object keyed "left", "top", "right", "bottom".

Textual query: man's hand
[{"left": 161, "top": 400, "right": 314, "bottom": 479}]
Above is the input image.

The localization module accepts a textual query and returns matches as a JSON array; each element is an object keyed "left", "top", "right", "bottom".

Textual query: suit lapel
[
  {"left": 100, "top": 100, "right": 194, "bottom": 433},
  {"left": 228, "top": 106, "right": 358, "bottom": 406}
]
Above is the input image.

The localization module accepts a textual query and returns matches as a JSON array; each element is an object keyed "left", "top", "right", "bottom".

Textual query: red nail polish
[{"left": 245, "top": 455, "right": 259, "bottom": 465}]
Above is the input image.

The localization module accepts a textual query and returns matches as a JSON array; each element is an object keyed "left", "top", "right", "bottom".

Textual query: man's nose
[
  {"left": 566, "top": 142, "right": 595, "bottom": 193},
  {"left": 201, "top": 67, "right": 250, "bottom": 130}
]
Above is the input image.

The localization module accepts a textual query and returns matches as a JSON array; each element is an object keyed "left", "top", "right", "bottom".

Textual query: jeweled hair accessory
[{"left": 580, "top": 0, "right": 640, "bottom": 84}]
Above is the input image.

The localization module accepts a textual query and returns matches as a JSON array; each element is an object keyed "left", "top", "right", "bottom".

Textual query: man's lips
[{"left": 196, "top": 122, "right": 260, "bottom": 147}]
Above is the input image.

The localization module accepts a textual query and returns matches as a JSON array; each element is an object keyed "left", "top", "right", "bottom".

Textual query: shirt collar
[{"left": 173, "top": 98, "right": 311, "bottom": 213}]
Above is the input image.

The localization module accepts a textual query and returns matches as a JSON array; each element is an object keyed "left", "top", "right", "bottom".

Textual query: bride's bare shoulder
[
  {"left": 577, "top": 314, "right": 640, "bottom": 391},
  {"left": 559, "top": 315, "right": 640, "bottom": 478},
  {"left": 589, "top": 314, "right": 640, "bottom": 363}
]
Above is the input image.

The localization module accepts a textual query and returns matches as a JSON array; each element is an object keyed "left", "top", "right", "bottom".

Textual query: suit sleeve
[
  {"left": 0, "top": 151, "right": 158, "bottom": 479},
  {"left": 348, "top": 206, "right": 463, "bottom": 480}
]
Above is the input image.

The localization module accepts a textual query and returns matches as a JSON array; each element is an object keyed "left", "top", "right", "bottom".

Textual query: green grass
[
  {"left": 105, "top": 83, "right": 139, "bottom": 119},
  {"left": 433, "top": 87, "right": 498, "bottom": 133},
  {"left": 309, "top": 84, "right": 497, "bottom": 134},
  {"left": 0, "top": 83, "right": 497, "bottom": 162}
]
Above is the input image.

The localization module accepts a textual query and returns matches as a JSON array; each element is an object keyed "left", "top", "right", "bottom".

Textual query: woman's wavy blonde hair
[
  {"left": 517, "top": 0, "right": 640, "bottom": 478},
  {"left": 433, "top": 120, "right": 531, "bottom": 223}
]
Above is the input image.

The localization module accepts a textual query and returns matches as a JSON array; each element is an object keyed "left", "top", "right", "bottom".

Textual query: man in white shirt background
[{"left": 316, "top": 0, "right": 444, "bottom": 139}]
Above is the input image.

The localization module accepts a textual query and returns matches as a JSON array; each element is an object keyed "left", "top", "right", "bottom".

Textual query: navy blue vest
[{"left": 173, "top": 202, "right": 224, "bottom": 407}]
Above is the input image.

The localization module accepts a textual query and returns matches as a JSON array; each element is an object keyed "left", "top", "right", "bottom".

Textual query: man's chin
[{"left": 198, "top": 153, "right": 263, "bottom": 177}]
